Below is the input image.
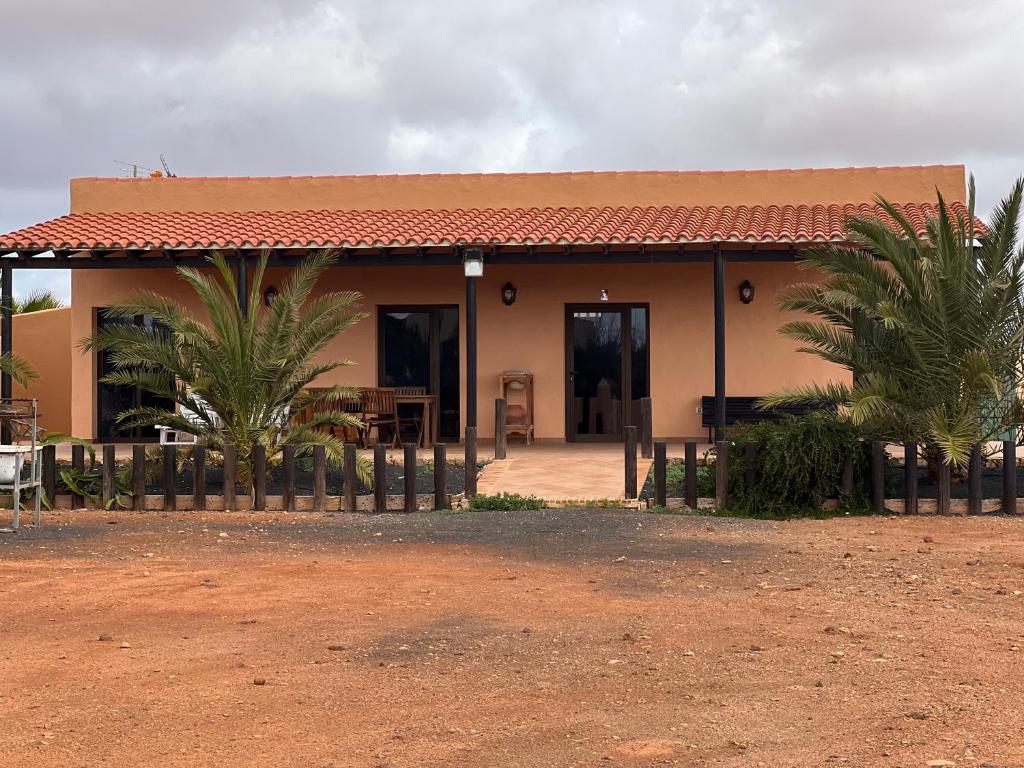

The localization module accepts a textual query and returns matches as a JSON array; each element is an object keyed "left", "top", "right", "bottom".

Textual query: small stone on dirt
[
  {"left": 253, "top": 678, "right": 266, "bottom": 686},
  {"left": 908, "top": 710, "right": 929, "bottom": 720},
  {"left": 749, "top": 644, "right": 763, "bottom": 652},
  {"left": 327, "top": 645, "right": 347, "bottom": 651},
  {"left": 98, "top": 634, "right": 112, "bottom": 642},
  {"left": 119, "top": 642, "right": 131, "bottom": 649}
]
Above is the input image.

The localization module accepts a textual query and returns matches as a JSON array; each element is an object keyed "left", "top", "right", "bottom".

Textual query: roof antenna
[{"left": 159, "top": 154, "right": 176, "bottom": 178}]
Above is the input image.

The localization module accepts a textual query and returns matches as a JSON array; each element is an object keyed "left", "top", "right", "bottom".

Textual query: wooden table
[{"left": 395, "top": 394, "right": 439, "bottom": 448}]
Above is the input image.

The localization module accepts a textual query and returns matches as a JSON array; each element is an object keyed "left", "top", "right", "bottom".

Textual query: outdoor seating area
[{"left": 292, "top": 386, "right": 438, "bottom": 448}]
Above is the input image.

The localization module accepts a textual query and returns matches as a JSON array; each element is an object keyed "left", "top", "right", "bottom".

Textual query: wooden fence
[{"left": 36, "top": 442, "right": 465, "bottom": 513}]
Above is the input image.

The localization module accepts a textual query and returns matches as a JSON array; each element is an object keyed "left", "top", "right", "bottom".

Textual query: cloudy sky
[{"left": 2, "top": 0, "right": 1022, "bottom": 300}]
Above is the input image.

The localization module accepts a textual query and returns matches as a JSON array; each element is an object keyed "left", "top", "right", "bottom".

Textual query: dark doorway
[
  {"left": 96, "top": 310, "right": 174, "bottom": 441},
  {"left": 565, "top": 304, "right": 649, "bottom": 441},
  {"left": 378, "top": 306, "right": 460, "bottom": 441}
]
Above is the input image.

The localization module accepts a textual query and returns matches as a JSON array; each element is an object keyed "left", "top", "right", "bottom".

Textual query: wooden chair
[
  {"left": 361, "top": 388, "right": 401, "bottom": 447},
  {"left": 393, "top": 386, "right": 427, "bottom": 445}
]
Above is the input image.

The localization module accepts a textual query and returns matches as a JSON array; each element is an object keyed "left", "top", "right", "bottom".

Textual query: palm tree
[
  {"left": 761, "top": 177, "right": 1024, "bottom": 469},
  {"left": 83, "top": 249, "right": 369, "bottom": 484},
  {"left": 12, "top": 289, "right": 65, "bottom": 314}
]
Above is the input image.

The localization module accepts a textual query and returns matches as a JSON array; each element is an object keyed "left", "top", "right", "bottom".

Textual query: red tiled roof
[{"left": 0, "top": 202, "right": 976, "bottom": 252}]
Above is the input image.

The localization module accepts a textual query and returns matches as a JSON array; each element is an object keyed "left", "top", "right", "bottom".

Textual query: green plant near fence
[
  {"left": 467, "top": 492, "right": 545, "bottom": 511},
  {"left": 719, "top": 413, "right": 874, "bottom": 518}
]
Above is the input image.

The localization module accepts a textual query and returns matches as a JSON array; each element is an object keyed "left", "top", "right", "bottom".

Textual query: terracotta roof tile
[{"left": 0, "top": 202, "right": 977, "bottom": 252}]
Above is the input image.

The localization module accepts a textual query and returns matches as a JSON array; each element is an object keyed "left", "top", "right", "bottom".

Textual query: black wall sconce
[
  {"left": 263, "top": 285, "right": 279, "bottom": 306},
  {"left": 501, "top": 282, "right": 517, "bottom": 306},
  {"left": 738, "top": 280, "right": 755, "bottom": 304}
]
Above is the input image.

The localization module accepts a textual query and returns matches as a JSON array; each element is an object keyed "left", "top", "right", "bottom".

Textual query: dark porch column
[
  {"left": 713, "top": 245, "right": 726, "bottom": 442},
  {"left": 1, "top": 261, "right": 12, "bottom": 444},
  {"left": 465, "top": 264, "right": 478, "bottom": 431},
  {"left": 236, "top": 253, "right": 248, "bottom": 316}
]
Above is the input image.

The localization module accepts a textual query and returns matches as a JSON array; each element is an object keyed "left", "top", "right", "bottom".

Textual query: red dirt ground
[{"left": 1, "top": 509, "right": 1022, "bottom": 767}]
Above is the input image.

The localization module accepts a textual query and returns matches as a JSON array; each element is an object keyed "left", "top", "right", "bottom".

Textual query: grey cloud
[{"left": 1, "top": 0, "right": 1022, "bottom": 302}]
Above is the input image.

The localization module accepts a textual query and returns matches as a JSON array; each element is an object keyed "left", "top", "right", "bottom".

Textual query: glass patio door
[{"left": 566, "top": 304, "right": 649, "bottom": 441}]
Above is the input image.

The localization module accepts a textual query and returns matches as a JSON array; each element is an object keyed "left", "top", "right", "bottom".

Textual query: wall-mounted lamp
[
  {"left": 599, "top": 289, "right": 609, "bottom": 302},
  {"left": 738, "top": 280, "right": 755, "bottom": 304},
  {"left": 463, "top": 247, "right": 484, "bottom": 278},
  {"left": 263, "top": 285, "right": 279, "bottom": 306},
  {"left": 501, "top": 282, "right": 517, "bottom": 306}
]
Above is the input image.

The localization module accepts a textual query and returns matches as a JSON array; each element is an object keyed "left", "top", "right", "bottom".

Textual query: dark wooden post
[
  {"left": 1003, "top": 440, "right": 1016, "bottom": 515},
  {"left": 312, "top": 444, "right": 326, "bottom": 513},
  {"left": 684, "top": 440, "right": 697, "bottom": 509},
  {"left": 403, "top": 443, "right": 417, "bottom": 513},
  {"left": 640, "top": 397, "right": 653, "bottom": 459},
  {"left": 968, "top": 443, "right": 982, "bottom": 516},
  {"left": 840, "top": 451, "right": 854, "bottom": 497},
  {"left": 937, "top": 461, "right": 951, "bottom": 516},
  {"left": 236, "top": 254, "right": 248, "bottom": 316},
  {"left": 222, "top": 444, "right": 237, "bottom": 511},
  {"left": 163, "top": 444, "right": 177, "bottom": 511},
  {"left": 252, "top": 444, "right": 267, "bottom": 511},
  {"left": 870, "top": 441, "right": 885, "bottom": 514},
  {"left": 101, "top": 444, "right": 116, "bottom": 508},
  {"left": 70, "top": 443, "right": 85, "bottom": 508},
  {"left": 624, "top": 425, "right": 638, "bottom": 500},
  {"left": 653, "top": 440, "right": 667, "bottom": 507},
  {"left": 0, "top": 261, "right": 11, "bottom": 445},
  {"left": 41, "top": 444, "right": 56, "bottom": 507},
  {"left": 373, "top": 443, "right": 387, "bottom": 513},
  {"left": 343, "top": 443, "right": 357, "bottom": 513},
  {"left": 494, "top": 398, "right": 507, "bottom": 460},
  {"left": 193, "top": 445, "right": 206, "bottom": 512},
  {"left": 433, "top": 444, "right": 448, "bottom": 510},
  {"left": 282, "top": 444, "right": 296, "bottom": 512},
  {"left": 465, "top": 251, "right": 479, "bottom": 433},
  {"left": 465, "top": 426, "right": 478, "bottom": 497},
  {"left": 744, "top": 441, "right": 758, "bottom": 489},
  {"left": 713, "top": 246, "right": 726, "bottom": 443},
  {"left": 132, "top": 444, "right": 146, "bottom": 511},
  {"left": 903, "top": 442, "right": 918, "bottom": 516},
  {"left": 715, "top": 440, "right": 729, "bottom": 509}
]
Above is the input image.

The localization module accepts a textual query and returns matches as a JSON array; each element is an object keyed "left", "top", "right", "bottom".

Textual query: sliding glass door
[{"left": 378, "top": 306, "right": 460, "bottom": 441}]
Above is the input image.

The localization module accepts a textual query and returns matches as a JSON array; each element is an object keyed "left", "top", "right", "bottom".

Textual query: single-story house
[{"left": 0, "top": 164, "right": 970, "bottom": 444}]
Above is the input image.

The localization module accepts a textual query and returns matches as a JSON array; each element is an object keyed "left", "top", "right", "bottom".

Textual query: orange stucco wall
[
  {"left": 70, "top": 262, "right": 844, "bottom": 440},
  {"left": 70, "top": 165, "right": 966, "bottom": 213},
  {"left": 10, "top": 307, "right": 73, "bottom": 435}
]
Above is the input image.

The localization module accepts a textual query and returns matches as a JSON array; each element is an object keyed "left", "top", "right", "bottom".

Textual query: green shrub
[
  {"left": 719, "top": 413, "right": 873, "bottom": 518},
  {"left": 467, "top": 492, "right": 545, "bottom": 511}
]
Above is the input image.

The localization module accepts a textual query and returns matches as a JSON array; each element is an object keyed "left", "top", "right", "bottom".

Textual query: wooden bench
[{"left": 700, "top": 396, "right": 823, "bottom": 440}]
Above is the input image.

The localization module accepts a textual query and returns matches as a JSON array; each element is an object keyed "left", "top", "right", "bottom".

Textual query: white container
[{"left": 0, "top": 453, "right": 19, "bottom": 484}]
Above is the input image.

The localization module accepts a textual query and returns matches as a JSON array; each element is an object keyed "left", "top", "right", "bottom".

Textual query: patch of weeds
[
  {"left": 646, "top": 504, "right": 696, "bottom": 515},
  {"left": 583, "top": 498, "right": 622, "bottom": 509},
  {"left": 468, "top": 492, "right": 545, "bottom": 511}
]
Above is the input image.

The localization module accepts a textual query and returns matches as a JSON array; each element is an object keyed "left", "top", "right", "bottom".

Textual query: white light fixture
[
  {"left": 599, "top": 289, "right": 609, "bottom": 301},
  {"left": 463, "top": 247, "right": 484, "bottom": 277}
]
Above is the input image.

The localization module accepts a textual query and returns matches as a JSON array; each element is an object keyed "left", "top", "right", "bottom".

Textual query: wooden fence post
[
  {"left": 715, "top": 441, "right": 729, "bottom": 510},
  {"left": 373, "top": 443, "right": 387, "bottom": 513},
  {"left": 1003, "top": 440, "right": 1016, "bottom": 515},
  {"left": 465, "top": 427, "right": 478, "bottom": 497},
  {"left": 41, "top": 444, "right": 56, "bottom": 507},
  {"left": 70, "top": 443, "right": 85, "bottom": 508},
  {"left": 434, "top": 443, "right": 448, "bottom": 510},
  {"left": 282, "top": 444, "right": 296, "bottom": 512},
  {"left": 222, "top": 444, "right": 237, "bottom": 511},
  {"left": 404, "top": 443, "right": 417, "bottom": 513},
  {"left": 494, "top": 399, "right": 507, "bottom": 460},
  {"left": 968, "top": 443, "right": 982, "bottom": 516},
  {"left": 624, "top": 425, "right": 638, "bottom": 500},
  {"left": 163, "top": 445, "right": 177, "bottom": 512},
  {"left": 744, "top": 441, "right": 758, "bottom": 489},
  {"left": 870, "top": 440, "right": 885, "bottom": 514},
  {"left": 344, "top": 443, "right": 357, "bottom": 514},
  {"left": 653, "top": 440, "right": 667, "bottom": 507},
  {"left": 252, "top": 444, "right": 267, "bottom": 511},
  {"left": 640, "top": 397, "right": 653, "bottom": 459},
  {"left": 101, "top": 444, "right": 116, "bottom": 509},
  {"left": 840, "top": 450, "right": 854, "bottom": 498},
  {"left": 903, "top": 442, "right": 918, "bottom": 516},
  {"left": 312, "top": 444, "right": 326, "bottom": 513},
  {"left": 684, "top": 440, "right": 697, "bottom": 509},
  {"left": 193, "top": 445, "right": 206, "bottom": 512},
  {"left": 132, "top": 445, "right": 146, "bottom": 511},
  {"left": 938, "top": 461, "right": 951, "bottom": 516}
]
